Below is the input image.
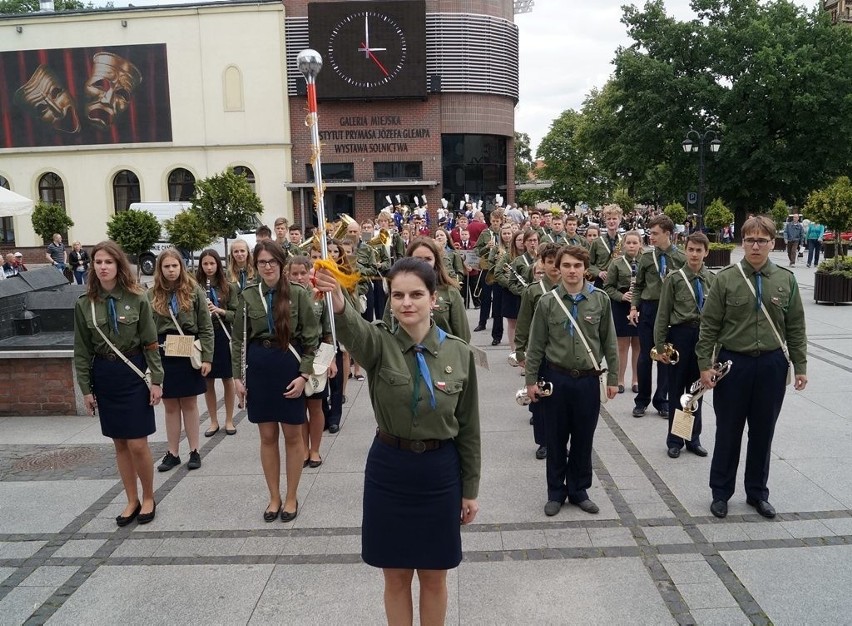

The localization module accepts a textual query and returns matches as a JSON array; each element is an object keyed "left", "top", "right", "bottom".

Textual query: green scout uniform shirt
[
  {"left": 308, "top": 292, "right": 333, "bottom": 343},
  {"left": 335, "top": 299, "right": 481, "bottom": 499},
  {"left": 542, "top": 231, "right": 568, "bottom": 246},
  {"left": 696, "top": 259, "right": 807, "bottom": 374},
  {"left": 654, "top": 265, "right": 715, "bottom": 351},
  {"left": 230, "top": 281, "right": 320, "bottom": 377},
  {"left": 382, "top": 284, "right": 470, "bottom": 343},
  {"left": 147, "top": 284, "right": 215, "bottom": 361},
  {"left": 564, "top": 233, "right": 590, "bottom": 249},
  {"left": 442, "top": 248, "right": 466, "bottom": 285},
  {"left": 588, "top": 232, "right": 623, "bottom": 278},
  {"left": 514, "top": 276, "right": 557, "bottom": 362},
  {"left": 74, "top": 288, "right": 165, "bottom": 393},
  {"left": 474, "top": 226, "right": 499, "bottom": 264},
  {"left": 510, "top": 251, "right": 535, "bottom": 289},
  {"left": 207, "top": 281, "right": 238, "bottom": 330},
  {"left": 631, "top": 244, "right": 686, "bottom": 310},
  {"left": 525, "top": 282, "right": 620, "bottom": 386},
  {"left": 603, "top": 254, "right": 640, "bottom": 303}
]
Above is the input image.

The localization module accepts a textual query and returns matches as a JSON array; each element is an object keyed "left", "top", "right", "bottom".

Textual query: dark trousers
[
  {"left": 542, "top": 365, "right": 599, "bottom": 504},
  {"left": 806, "top": 239, "right": 822, "bottom": 266},
  {"left": 490, "top": 284, "right": 504, "bottom": 341},
  {"left": 710, "top": 348, "right": 787, "bottom": 502},
  {"left": 477, "top": 277, "right": 494, "bottom": 327},
  {"left": 323, "top": 350, "right": 345, "bottom": 428},
  {"left": 636, "top": 300, "right": 668, "bottom": 410},
  {"left": 360, "top": 281, "right": 375, "bottom": 322},
  {"left": 665, "top": 324, "right": 702, "bottom": 449},
  {"left": 371, "top": 278, "right": 387, "bottom": 321}
]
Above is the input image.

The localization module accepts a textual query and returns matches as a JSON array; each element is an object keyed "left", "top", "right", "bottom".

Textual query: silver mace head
[{"left": 296, "top": 49, "right": 323, "bottom": 80}]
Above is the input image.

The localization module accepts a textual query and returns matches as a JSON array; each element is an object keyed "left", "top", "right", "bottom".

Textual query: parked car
[{"left": 822, "top": 231, "right": 852, "bottom": 242}]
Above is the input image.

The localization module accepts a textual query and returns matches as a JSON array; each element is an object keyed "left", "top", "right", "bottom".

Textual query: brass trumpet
[
  {"left": 516, "top": 380, "right": 554, "bottom": 406},
  {"left": 611, "top": 238, "right": 623, "bottom": 259},
  {"left": 297, "top": 231, "right": 321, "bottom": 253},
  {"left": 680, "top": 360, "right": 732, "bottom": 413},
  {"left": 650, "top": 343, "right": 680, "bottom": 366},
  {"left": 331, "top": 214, "right": 357, "bottom": 240},
  {"left": 368, "top": 229, "right": 390, "bottom": 247}
]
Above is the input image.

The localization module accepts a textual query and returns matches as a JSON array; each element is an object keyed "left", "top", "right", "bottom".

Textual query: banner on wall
[{"left": 0, "top": 43, "right": 172, "bottom": 149}]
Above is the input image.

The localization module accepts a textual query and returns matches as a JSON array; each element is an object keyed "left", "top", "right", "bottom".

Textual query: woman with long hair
[
  {"left": 434, "top": 227, "right": 465, "bottom": 285},
  {"left": 496, "top": 227, "right": 526, "bottom": 349},
  {"left": 74, "top": 241, "right": 163, "bottom": 525},
  {"left": 68, "top": 241, "right": 90, "bottom": 285},
  {"left": 232, "top": 240, "right": 320, "bottom": 521},
  {"left": 315, "top": 258, "right": 480, "bottom": 625},
  {"left": 226, "top": 238, "right": 256, "bottom": 292},
  {"left": 603, "top": 230, "right": 643, "bottom": 393},
  {"left": 383, "top": 237, "right": 470, "bottom": 342},
  {"left": 196, "top": 249, "right": 237, "bottom": 436},
  {"left": 148, "top": 249, "right": 214, "bottom": 473}
]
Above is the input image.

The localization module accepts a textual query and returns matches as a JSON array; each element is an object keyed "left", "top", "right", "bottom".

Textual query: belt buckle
[
  {"left": 410, "top": 440, "right": 426, "bottom": 454},
  {"left": 569, "top": 369, "right": 580, "bottom": 377},
  {"left": 106, "top": 353, "right": 118, "bottom": 361}
]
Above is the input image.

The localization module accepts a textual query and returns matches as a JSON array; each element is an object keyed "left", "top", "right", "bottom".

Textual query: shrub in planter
[
  {"left": 706, "top": 242, "right": 734, "bottom": 268},
  {"left": 704, "top": 198, "right": 734, "bottom": 241},
  {"left": 813, "top": 257, "right": 852, "bottom": 304},
  {"left": 804, "top": 177, "right": 852, "bottom": 271}
]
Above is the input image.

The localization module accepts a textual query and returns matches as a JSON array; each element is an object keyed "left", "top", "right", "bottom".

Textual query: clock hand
[
  {"left": 363, "top": 15, "right": 370, "bottom": 57},
  {"left": 360, "top": 42, "right": 390, "bottom": 77}
]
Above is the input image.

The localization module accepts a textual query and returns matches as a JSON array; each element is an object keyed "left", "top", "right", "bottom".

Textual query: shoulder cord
[
  {"left": 89, "top": 301, "right": 147, "bottom": 381},
  {"left": 549, "top": 293, "right": 604, "bottom": 372},
  {"left": 735, "top": 264, "right": 790, "bottom": 361}
]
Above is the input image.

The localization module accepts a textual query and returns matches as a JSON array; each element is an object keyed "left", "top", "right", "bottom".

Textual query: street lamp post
[{"left": 682, "top": 129, "right": 721, "bottom": 231}]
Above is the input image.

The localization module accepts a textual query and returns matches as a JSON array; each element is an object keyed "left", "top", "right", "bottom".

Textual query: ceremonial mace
[{"left": 297, "top": 48, "right": 338, "bottom": 348}]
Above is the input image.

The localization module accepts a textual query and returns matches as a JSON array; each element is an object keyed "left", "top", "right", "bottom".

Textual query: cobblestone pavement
[{"left": 1, "top": 249, "right": 851, "bottom": 625}]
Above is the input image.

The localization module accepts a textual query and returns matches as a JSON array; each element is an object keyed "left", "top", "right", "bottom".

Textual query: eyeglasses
[
  {"left": 257, "top": 259, "right": 280, "bottom": 268},
  {"left": 743, "top": 238, "right": 773, "bottom": 247}
]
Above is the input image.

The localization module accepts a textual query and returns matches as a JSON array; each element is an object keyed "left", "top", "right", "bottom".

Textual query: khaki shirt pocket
[
  {"left": 117, "top": 310, "right": 140, "bottom": 327},
  {"left": 582, "top": 313, "right": 601, "bottom": 326},
  {"left": 769, "top": 287, "right": 790, "bottom": 310},
  {"left": 377, "top": 366, "right": 413, "bottom": 408},
  {"left": 434, "top": 379, "right": 463, "bottom": 395},
  {"left": 725, "top": 295, "right": 749, "bottom": 308}
]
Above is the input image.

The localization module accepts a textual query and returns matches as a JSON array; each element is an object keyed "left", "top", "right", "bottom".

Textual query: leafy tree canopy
[
  {"left": 804, "top": 176, "right": 852, "bottom": 265},
  {"left": 191, "top": 169, "right": 263, "bottom": 251},
  {"left": 514, "top": 132, "right": 535, "bottom": 183},
  {"left": 0, "top": 0, "right": 111, "bottom": 13},
  {"left": 31, "top": 201, "right": 73, "bottom": 242},
  {"left": 663, "top": 201, "right": 687, "bottom": 225},
  {"left": 164, "top": 210, "right": 215, "bottom": 258},
  {"left": 106, "top": 209, "right": 160, "bottom": 260}
]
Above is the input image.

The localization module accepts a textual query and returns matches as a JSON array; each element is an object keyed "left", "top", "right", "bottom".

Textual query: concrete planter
[{"left": 813, "top": 272, "right": 852, "bottom": 304}]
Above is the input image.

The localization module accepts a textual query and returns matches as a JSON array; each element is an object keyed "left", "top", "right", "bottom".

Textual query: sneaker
[
  {"left": 157, "top": 451, "right": 181, "bottom": 472},
  {"left": 187, "top": 449, "right": 201, "bottom": 470}
]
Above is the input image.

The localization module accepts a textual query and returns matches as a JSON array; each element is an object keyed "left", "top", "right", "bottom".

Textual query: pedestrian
[
  {"left": 697, "top": 215, "right": 807, "bottom": 519},
  {"left": 68, "top": 241, "right": 90, "bottom": 285},
  {"left": 525, "top": 245, "right": 619, "bottom": 517},
  {"left": 805, "top": 220, "right": 825, "bottom": 268},
  {"left": 148, "top": 249, "right": 214, "bottom": 473},
  {"left": 13, "top": 251, "right": 27, "bottom": 271},
  {"left": 3, "top": 253, "right": 18, "bottom": 277},
  {"left": 197, "top": 249, "right": 237, "bottom": 437},
  {"left": 496, "top": 228, "right": 526, "bottom": 349},
  {"left": 226, "top": 238, "right": 256, "bottom": 292},
  {"left": 232, "top": 240, "right": 321, "bottom": 522},
  {"left": 783, "top": 214, "right": 805, "bottom": 267},
  {"left": 654, "top": 232, "right": 713, "bottom": 458},
  {"left": 433, "top": 227, "right": 465, "bottom": 284},
  {"left": 589, "top": 204, "right": 624, "bottom": 287},
  {"left": 45, "top": 233, "right": 67, "bottom": 273},
  {"left": 603, "top": 230, "right": 643, "bottom": 394},
  {"left": 315, "top": 257, "right": 480, "bottom": 625},
  {"left": 74, "top": 240, "right": 163, "bottom": 526}
]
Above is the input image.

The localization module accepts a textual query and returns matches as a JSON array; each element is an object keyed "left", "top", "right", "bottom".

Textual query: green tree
[
  {"left": 31, "top": 201, "right": 73, "bottom": 243},
  {"left": 613, "top": 189, "right": 635, "bottom": 215},
  {"left": 663, "top": 201, "right": 687, "bottom": 226},
  {"left": 703, "top": 198, "right": 734, "bottom": 240},
  {"left": 803, "top": 176, "right": 852, "bottom": 268},
  {"left": 514, "top": 131, "right": 535, "bottom": 183},
  {"left": 106, "top": 209, "right": 160, "bottom": 278},
  {"left": 0, "top": 0, "right": 88, "bottom": 13},
  {"left": 192, "top": 168, "right": 263, "bottom": 254},
  {"left": 164, "top": 210, "right": 215, "bottom": 268},
  {"left": 771, "top": 198, "right": 790, "bottom": 230}
]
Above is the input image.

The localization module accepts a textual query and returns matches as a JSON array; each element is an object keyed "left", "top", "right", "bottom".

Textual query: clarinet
[
  {"left": 627, "top": 258, "right": 638, "bottom": 326},
  {"left": 238, "top": 302, "right": 247, "bottom": 409}
]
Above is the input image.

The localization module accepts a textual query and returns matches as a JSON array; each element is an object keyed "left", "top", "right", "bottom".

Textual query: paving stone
[
  {"left": 461, "top": 531, "right": 503, "bottom": 552},
  {"left": 19, "top": 565, "right": 78, "bottom": 587},
  {"left": 676, "top": 581, "right": 739, "bottom": 610},
  {"left": 658, "top": 553, "right": 707, "bottom": 563},
  {"left": 500, "top": 530, "right": 547, "bottom": 550},
  {"left": 663, "top": 561, "right": 720, "bottom": 585},
  {"left": 51, "top": 539, "right": 106, "bottom": 559},
  {"left": 642, "top": 526, "right": 693, "bottom": 545},
  {"left": 0, "top": 586, "right": 55, "bottom": 625},
  {"left": 543, "top": 528, "right": 592, "bottom": 549},
  {"left": 821, "top": 517, "right": 852, "bottom": 536},
  {"left": 698, "top": 523, "right": 750, "bottom": 543},
  {"left": 109, "top": 539, "right": 165, "bottom": 559},
  {"left": 588, "top": 526, "right": 636, "bottom": 548},
  {"left": 780, "top": 519, "right": 835, "bottom": 539},
  {"left": 689, "top": 607, "right": 751, "bottom": 625},
  {"left": 0, "top": 567, "right": 15, "bottom": 585},
  {"left": 630, "top": 503, "right": 677, "bottom": 519},
  {"left": 152, "top": 538, "right": 248, "bottom": 557},
  {"left": 0, "top": 541, "right": 46, "bottom": 559},
  {"left": 739, "top": 522, "right": 794, "bottom": 541},
  {"left": 0, "top": 480, "right": 115, "bottom": 534}
]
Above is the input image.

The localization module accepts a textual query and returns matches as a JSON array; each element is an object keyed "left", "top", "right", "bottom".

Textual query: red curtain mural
[{"left": 0, "top": 43, "right": 172, "bottom": 148}]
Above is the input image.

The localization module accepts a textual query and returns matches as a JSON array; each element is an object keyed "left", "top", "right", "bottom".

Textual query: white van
[{"left": 129, "top": 202, "right": 259, "bottom": 276}]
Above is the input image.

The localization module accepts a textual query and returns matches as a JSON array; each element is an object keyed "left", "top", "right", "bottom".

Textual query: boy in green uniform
[
  {"left": 654, "top": 232, "right": 714, "bottom": 458},
  {"left": 696, "top": 215, "right": 808, "bottom": 519},
  {"left": 588, "top": 204, "right": 624, "bottom": 283}
]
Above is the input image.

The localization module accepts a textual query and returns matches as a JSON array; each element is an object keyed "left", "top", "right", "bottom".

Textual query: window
[
  {"left": 232, "top": 166, "right": 256, "bottom": 192},
  {"left": 374, "top": 161, "right": 423, "bottom": 180},
  {"left": 38, "top": 172, "right": 65, "bottom": 206},
  {"left": 305, "top": 190, "right": 354, "bottom": 228},
  {"left": 223, "top": 65, "right": 244, "bottom": 111},
  {"left": 0, "top": 175, "right": 12, "bottom": 244},
  {"left": 168, "top": 168, "right": 196, "bottom": 202},
  {"left": 306, "top": 162, "right": 354, "bottom": 182},
  {"left": 112, "top": 170, "right": 141, "bottom": 213},
  {"left": 441, "top": 134, "right": 507, "bottom": 210}
]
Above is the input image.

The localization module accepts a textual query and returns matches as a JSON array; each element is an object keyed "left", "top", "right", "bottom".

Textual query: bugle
[
  {"left": 680, "top": 360, "right": 732, "bottom": 412},
  {"left": 516, "top": 379, "right": 554, "bottom": 406},
  {"left": 650, "top": 343, "right": 680, "bottom": 366}
]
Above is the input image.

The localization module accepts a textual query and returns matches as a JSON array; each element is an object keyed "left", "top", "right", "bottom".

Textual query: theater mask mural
[{"left": 0, "top": 44, "right": 171, "bottom": 148}]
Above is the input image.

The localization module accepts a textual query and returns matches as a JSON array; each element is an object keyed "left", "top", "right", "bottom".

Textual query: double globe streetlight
[{"left": 682, "top": 129, "right": 721, "bottom": 230}]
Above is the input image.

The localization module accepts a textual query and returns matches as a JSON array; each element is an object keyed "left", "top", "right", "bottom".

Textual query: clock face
[{"left": 327, "top": 11, "right": 408, "bottom": 89}]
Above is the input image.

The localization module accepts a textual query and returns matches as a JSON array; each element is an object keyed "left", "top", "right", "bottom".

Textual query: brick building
[
  {"left": 825, "top": 0, "right": 852, "bottom": 23},
  {"left": 284, "top": 0, "right": 519, "bottom": 228}
]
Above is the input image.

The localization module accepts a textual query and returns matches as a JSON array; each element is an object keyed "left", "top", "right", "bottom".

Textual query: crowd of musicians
[{"left": 74, "top": 199, "right": 807, "bottom": 625}]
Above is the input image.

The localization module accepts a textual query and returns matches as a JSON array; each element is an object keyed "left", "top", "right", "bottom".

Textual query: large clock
[{"left": 308, "top": 1, "right": 427, "bottom": 100}]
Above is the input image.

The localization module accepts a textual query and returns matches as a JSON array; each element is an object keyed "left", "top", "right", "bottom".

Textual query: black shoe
[
  {"left": 328, "top": 424, "right": 340, "bottom": 434},
  {"left": 281, "top": 501, "right": 299, "bottom": 522},
  {"left": 544, "top": 500, "right": 562, "bottom": 516},
  {"left": 535, "top": 445, "right": 547, "bottom": 460},
  {"left": 342, "top": 395, "right": 347, "bottom": 404},
  {"left": 263, "top": 504, "right": 281, "bottom": 523},
  {"left": 137, "top": 501, "right": 157, "bottom": 525},
  {"left": 116, "top": 501, "right": 141, "bottom": 527},
  {"left": 667, "top": 447, "right": 681, "bottom": 458},
  {"left": 574, "top": 499, "right": 600, "bottom": 514},
  {"left": 157, "top": 452, "right": 181, "bottom": 472},
  {"left": 746, "top": 498, "right": 776, "bottom": 518},
  {"left": 710, "top": 500, "right": 728, "bottom": 518},
  {"left": 618, "top": 384, "right": 625, "bottom": 394},
  {"left": 473, "top": 325, "right": 486, "bottom": 332},
  {"left": 687, "top": 444, "right": 709, "bottom": 457},
  {"left": 308, "top": 456, "right": 323, "bottom": 468},
  {"left": 204, "top": 426, "right": 220, "bottom": 437},
  {"left": 491, "top": 339, "right": 501, "bottom": 346},
  {"left": 632, "top": 405, "right": 646, "bottom": 418},
  {"left": 657, "top": 403, "right": 669, "bottom": 417},
  {"left": 187, "top": 449, "right": 201, "bottom": 470},
  {"left": 529, "top": 416, "right": 534, "bottom": 425}
]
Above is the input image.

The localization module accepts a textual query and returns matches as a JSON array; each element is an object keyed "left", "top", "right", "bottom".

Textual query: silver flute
[
  {"left": 238, "top": 302, "right": 247, "bottom": 409},
  {"left": 627, "top": 259, "right": 638, "bottom": 326}
]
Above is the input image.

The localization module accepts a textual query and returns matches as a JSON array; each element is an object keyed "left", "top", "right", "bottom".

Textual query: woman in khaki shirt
[{"left": 316, "top": 257, "right": 480, "bottom": 626}]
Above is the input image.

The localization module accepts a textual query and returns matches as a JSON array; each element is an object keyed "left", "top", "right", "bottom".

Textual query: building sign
[
  {"left": 319, "top": 114, "right": 432, "bottom": 154},
  {"left": 0, "top": 44, "right": 172, "bottom": 149},
  {"left": 308, "top": 0, "right": 427, "bottom": 100}
]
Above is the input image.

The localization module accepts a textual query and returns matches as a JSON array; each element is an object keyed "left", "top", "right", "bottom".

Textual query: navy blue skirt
[
  {"left": 92, "top": 353, "right": 155, "bottom": 439},
  {"left": 362, "top": 436, "right": 462, "bottom": 570},
  {"left": 206, "top": 321, "right": 233, "bottom": 380},
  {"left": 612, "top": 299, "right": 638, "bottom": 337},
  {"left": 501, "top": 287, "right": 521, "bottom": 319},
  {"left": 159, "top": 334, "right": 206, "bottom": 399},
  {"left": 246, "top": 341, "right": 305, "bottom": 424}
]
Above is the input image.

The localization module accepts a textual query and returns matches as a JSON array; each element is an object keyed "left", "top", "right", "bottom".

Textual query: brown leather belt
[
  {"left": 545, "top": 362, "right": 600, "bottom": 378},
  {"left": 375, "top": 430, "right": 448, "bottom": 454},
  {"left": 95, "top": 348, "right": 142, "bottom": 361},
  {"left": 732, "top": 349, "right": 781, "bottom": 358},
  {"left": 671, "top": 320, "right": 700, "bottom": 329}
]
